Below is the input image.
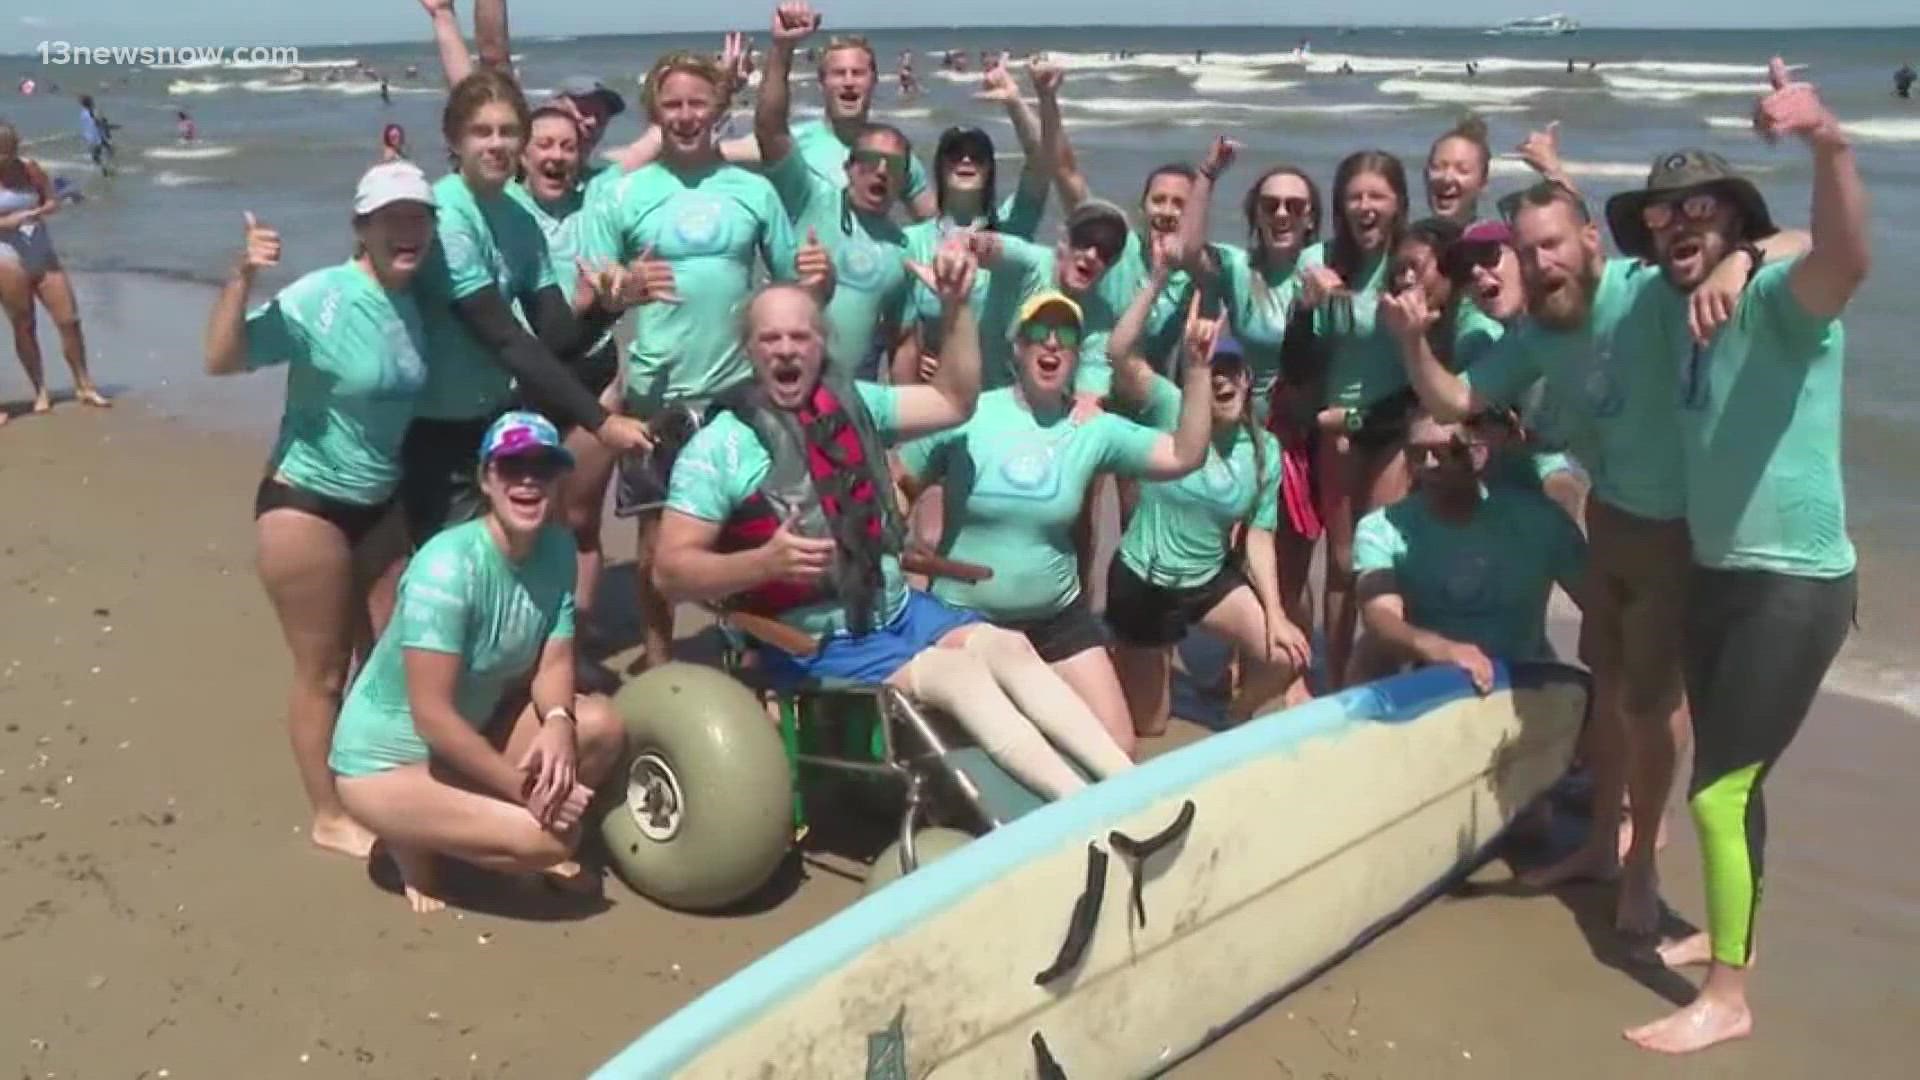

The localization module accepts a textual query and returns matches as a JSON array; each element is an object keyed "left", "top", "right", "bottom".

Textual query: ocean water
[{"left": 2, "top": 24, "right": 1918, "bottom": 708}]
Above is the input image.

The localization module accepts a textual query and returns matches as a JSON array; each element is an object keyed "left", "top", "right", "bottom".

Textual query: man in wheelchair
[{"left": 652, "top": 247, "right": 1134, "bottom": 799}]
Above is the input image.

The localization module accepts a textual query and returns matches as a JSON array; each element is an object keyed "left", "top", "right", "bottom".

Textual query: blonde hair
[
  {"left": 818, "top": 35, "right": 877, "bottom": 76},
  {"left": 641, "top": 51, "right": 735, "bottom": 119}
]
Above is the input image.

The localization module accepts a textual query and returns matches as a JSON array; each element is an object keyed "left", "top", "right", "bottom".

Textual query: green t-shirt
[
  {"left": 411, "top": 173, "right": 559, "bottom": 421},
  {"left": 899, "top": 387, "right": 1162, "bottom": 620},
  {"left": 767, "top": 152, "right": 911, "bottom": 381},
  {"left": 244, "top": 262, "right": 429, "bottom": 506},
  {"left": 665, "top": 382, "right": 912, "bottom": 639},
  {"left": 604, "top": 161, "right": 800, "bottom": 411},
  {"left": 1462, "top": 257, "right": 1688, "bottom": 521},
  {"left": 1211, "top": 242, "right": 1304, "bottom": 408},
  {"left": 901, "top": 190, "right": 1048, "bottom": 390},
  {"left": 790, "top": 119, "right": 931, "bottom": 204},
  {"left": 329, "top": 519, "right": 577, "bottom": 778},
  {"left": 1449, "top": 298, "right": 1506, "bottom": 373},
  {"left": 1117, "top": 375, "right": 1282, "bottom": 589},
  {"left": 1097, "top": 230, "right": 1195, "bottom": 377},
  {"left": 1305, "top": 240, "right": 1403, "bottom": 411},
  {"left": 1353, "top": 486, "right": 1587, "bottom": 663},
  {"left": 1681, "top": 258, "right": 1854, "bottom": 577}
]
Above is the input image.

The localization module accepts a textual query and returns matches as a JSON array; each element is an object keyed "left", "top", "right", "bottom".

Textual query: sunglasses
[
  {"left": 849, "top": 147, "right": 909, "bottom": 179},
  {"left": 942, "top": 144, "right": 989, "bottom": 165},
  {"left": 1067, "top": 226, "right": 1126, "bottom": 263},
  {"left": 1257, "top": 194, "right": 1312, "bottom": 218},
  {"left": 493, "top": 453, "right": 567, "bottom": 483},
  {"left": 1019, "top": 321, "right": 1083, "bottom": 348},
  {"left": 1641, "top": 191, "right": 1722, "bottom": 232},
  {"left": 1445, "top": 240, "right": 1506, "bottom": 282}
]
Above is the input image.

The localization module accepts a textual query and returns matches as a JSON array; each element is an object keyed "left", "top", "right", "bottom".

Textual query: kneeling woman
[
  {"left": 654, "top": 258, "right": 1134, "bottom": 800},
  {"left": 1106, "top": 284, "right": 1314, "bottom": 735},
  {"left": 898, "top": 290, "right": 1214, "bottom": 754},
  {"left": 331, "top": 412, "right": 627, "bottom": 913}
]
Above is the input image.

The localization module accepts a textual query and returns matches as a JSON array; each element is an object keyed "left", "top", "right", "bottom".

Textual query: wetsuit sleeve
[
  {"left": 394, "top": 541, "right": 474, "bottom": 656},
  {"left": 1351, "top": 507, "right": 1405, "bottom": 578},
  {"left": 1459, "top": 330, "right": 1543, "bottom": 409},
  {"left": 242, "top": 297, "right": 308, "bottom": 371},
  {"left": 451, "top": 286, "right": 610, "bottom": 432},
  {"left": 1251, "top": 432, "right": 1282, "bottom": 533}
]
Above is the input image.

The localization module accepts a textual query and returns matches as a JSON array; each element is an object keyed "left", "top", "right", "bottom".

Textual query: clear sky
[{"left": 5, "top": 2, "right": 1915, "bottom": 53}]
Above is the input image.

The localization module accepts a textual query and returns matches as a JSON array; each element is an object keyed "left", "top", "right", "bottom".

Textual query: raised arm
[
  {"left": 1180, "top": 135, "right": 1238, "bottom": 278},
  {"left": 892, "top": 244, "right": 982, "bottom": 437},
  {"left": 1046, "top": 57, "right": 1091, "bottom": 211},
  {"left": 1139, "top": 304, "right": 1222, "bottom": 479},
  {"left": 1108, "top": 259, "right": 1173, "bottom": 408},
  {"left": 1379, "top": 288, "right": 1482, "bottom": 421},
  {"left": 417, "top": 0, "right": 474, "bottom": 88},
  {"left": 1754, "top": 56, "right": 1871, "bottom": 319},
  {"left": 1515, "top": 120, "right": 1575, "bottom": 195},
  {"left": 472, "top": 0, "right": 511, "bottom": 72},
  {"left": 204, "top": 212, "right": 278, "bottom": 375},
  {"left": 755, "top": 3, "right": 820, "bottom": 168}
]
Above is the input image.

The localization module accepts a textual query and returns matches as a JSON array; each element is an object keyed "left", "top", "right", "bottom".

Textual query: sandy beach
[{"left": 3, "top": 273, "right": 1917, "bottom": 1078}]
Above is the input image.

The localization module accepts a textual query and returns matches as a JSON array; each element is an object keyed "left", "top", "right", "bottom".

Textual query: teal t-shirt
[
  {"left": 1449, "top": 298, "right": 1506, "bottom": 373},
  {"left": 506, "top": 179, "right": 622, "bottom": 356},
  {"left": 899, "top": 387, "right": 1163, "bottom": 620},
  {"left": 665, "top": 382, "right": 912, "bottom": 639},
  {"left": 1305, "top": 240, "right": 1403, "bottom": 410},
  {"left": 1680, "top": 258, "right": 1854, "bottom": 577},
  {"left": 411, "top": 173, "right": 559, "bottom": 421},
  {"left": 244, "top": 262, "right": 428, "bottom": 506},
  {"left": 605, "top": 161, "right": 800, "bottom": 411},
  {"left": 790, "top": 119, "right": 930, "bottom": 204},
  {"left": 1097, "top": 230, "right": 1195, "bottom": 377},
  {"left": 329, "top": 520, "right": 577, "bottom": 778},
  {"left": 901, "top": 191, "right": 1048, "bottom": 389},
  {"left": 1353, "top": 486, "right": 1586, "bottom": 662},
  {"left": 767, "top": 152, "right": 911, "bottom": 380},
  {"left": 1117, "top": 375, "right": 1282, "bottom": 589},
  {"left": 1211, "top": 242, "right": 1304, "bottom": 408},
  {"left": 1462, "top": 257, "right": 1687, "bottom": 521}
]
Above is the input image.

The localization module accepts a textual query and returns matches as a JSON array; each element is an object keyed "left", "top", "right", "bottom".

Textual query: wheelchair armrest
[{"left": 715, "top": 609, "right": 821, "bottom": 659}]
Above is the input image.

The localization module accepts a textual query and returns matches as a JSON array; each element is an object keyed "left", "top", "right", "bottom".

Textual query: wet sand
[{"left": 3, "top": 275, "right": 1917, "bottom": 1078}]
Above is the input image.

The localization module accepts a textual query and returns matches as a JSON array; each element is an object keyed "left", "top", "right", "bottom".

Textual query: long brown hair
[
  {"left": 1328, "top": 149, "right": 1409, "bottom": 286},
  {"left": 441, "top": 68, "right": 530, "bottom": 161}
]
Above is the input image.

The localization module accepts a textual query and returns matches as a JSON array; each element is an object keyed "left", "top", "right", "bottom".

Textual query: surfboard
[
  {"left": 142, "top": 144, "right": 236, "bottom": 161},
  {"left": 593, "top": 661, "right": 1587, "bottom": 1079}
]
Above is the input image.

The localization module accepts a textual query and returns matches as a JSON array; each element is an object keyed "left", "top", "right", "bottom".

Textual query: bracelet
[{"left": 543, "top": 705, "right": 574, "bottom": 726}]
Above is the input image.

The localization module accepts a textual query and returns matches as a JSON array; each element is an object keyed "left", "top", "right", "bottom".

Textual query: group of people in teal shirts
[{"left": 205, "top": 4, "right": 1866, "bottom": 1058}]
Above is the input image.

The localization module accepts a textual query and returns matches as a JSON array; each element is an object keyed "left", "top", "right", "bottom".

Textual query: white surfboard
[
  {"left": 594, "top": 661, "right": 1587, "bottom": 1079},
  {"left": 142, "top": 144, "right": 236, "bottom": 161}
]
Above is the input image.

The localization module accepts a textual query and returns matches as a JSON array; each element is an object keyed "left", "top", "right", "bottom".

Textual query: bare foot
[
  {"left": 542, "top": 859, "right": 603, "bottom": 898},
  {"left": 0, "top": 410, "right": 9, "bottom": 427},
  {"left": 32, "top": 392, "right": 52, "bottom": 414},
  {"left": 309, "top": 810, "right": 377, "bottom": 859},
  {"left": 1655, "top": 931, "right": 1714, "bottom": 969},
  {"left": 76, "top": 387, "right": 112, "bottom": 408},
  {"left": 391, "top": 846, "right": 448, "bottom": 914},
  {"left": 1615, "top": 859, "right": 1661, "bottom": 935},
  {"left": 1519, "top": 838, "right": 1619, "bottom": 889},
  {"left": 1623, "top": 985, "right": 1752, "bottom": 1054}
]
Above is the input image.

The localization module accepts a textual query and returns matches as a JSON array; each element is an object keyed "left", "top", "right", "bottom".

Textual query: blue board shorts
[{"left": 758, "top": 590, "right": 980, "bottom": 689}]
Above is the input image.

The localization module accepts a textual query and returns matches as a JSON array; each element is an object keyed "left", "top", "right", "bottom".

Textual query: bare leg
[
  {"left": 1046, "top": 646, "right": 1137, "bottom": 758},
  {"left": 489, "top": 692, "right": 627, "bottom": 895},
  {"left": 895, "top": 646, "right": 1086, "bottom": 798},
  {"left": 632, "top": 512, "right": 674, "bottom": 670},
  {"left": 1617, "top": 690, "right": 1680, "bottom": 934},
  {"left": 1198, "top": 585, "right": 1302, "bottom": 723},
  {"left": 954, "top": 626, "right": 1135, "bottom": 779},
  {"left": 561, "top": 424, "right": 616, "bottom": 638},
  {"left": 1317, "top": 437, "right": 1360, "bottom": 691},
  {"left": 1655, "top": 931, "right": 1714, "bottom": 969},
  {"left": 1113, "top": 642, "right": 1174, "bottom": 739},
  {"left": 255, "top": 509, "right": 377, "bottom": 858},
  {"left": 1623, "top": 960, "right": 1753, "bottom": 1054},
  {"left": 34, "top": 269, "right": 108, "bottom": 406},
  {"left": 0, "top": 260, "right": 48, "bottom": 412}
]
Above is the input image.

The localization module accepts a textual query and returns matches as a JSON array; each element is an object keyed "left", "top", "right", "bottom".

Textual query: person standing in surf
[
  {"left": 1621, "top": 59, "right": 1869, "bottom": 1056},
  {"left": 0, "top": 122, "right": 110, "bottom": 419},
  {"left": 201, "top": 162, "right": 436, "bottom": 859},
  {"left": 76, "top": 95, "right": 115, "bottom": 176},
  {"left": 1174, "top": 135, "right": 1325, "bottom": 646},
  {"left": 600, "top": 48, "right": 827, "bottom": 669}
]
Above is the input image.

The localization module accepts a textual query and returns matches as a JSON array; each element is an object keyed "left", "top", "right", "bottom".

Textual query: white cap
[{"left": 353, "top": 161, "right": 435, "bottom": 216}]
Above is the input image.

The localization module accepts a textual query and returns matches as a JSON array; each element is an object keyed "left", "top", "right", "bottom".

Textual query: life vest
[{"left": 714, "top": 375, "right": 904, "bottom": 635}]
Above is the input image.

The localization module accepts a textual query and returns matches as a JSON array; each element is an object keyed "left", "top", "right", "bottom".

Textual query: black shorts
[
  {"left": 1105, "top": 558, "right": 1248, "bottom": 648},
  {"left": 253, "top": 477, "right": 391, "bottom": 548},
  {"left": 399, "top": 416, "right": 494, "bottom": 545},
  {"left": 1001, "top": 595, "right": 1108, "bottom": 664},
  {"left": 613, "top": 401, "right": 709, "bottom": 518}
]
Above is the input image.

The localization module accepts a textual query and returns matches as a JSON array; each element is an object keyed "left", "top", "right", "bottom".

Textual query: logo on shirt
[
  {"left": 1580, "top": 346, "right": 1625, "bottom": 418},
  {"left": 977, "top": 431, "right": 1067, "bottom": 502},
  {"left": 1441, "top": 551, "right": 1494, "bottom": 609},
  {"left": 835, "top": 236, "right": 889, "bottom": 292},
  {"left": 668, "top": 193, "right": 731, "bottom": 254}
]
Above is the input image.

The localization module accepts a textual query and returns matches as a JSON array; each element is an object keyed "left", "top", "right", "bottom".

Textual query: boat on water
[{"left": 1487, "top": 13, "right": 1582, "bottom": 35}]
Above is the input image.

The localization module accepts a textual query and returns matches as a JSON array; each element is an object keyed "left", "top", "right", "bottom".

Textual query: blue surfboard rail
[{"left": 592, "top": 661, "right": 1588, "bottom": 1079}]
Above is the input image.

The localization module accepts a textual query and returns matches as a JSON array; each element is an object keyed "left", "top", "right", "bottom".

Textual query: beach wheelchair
[{"left": 598, "top": 551, "right": 1053, "bottom": 912}]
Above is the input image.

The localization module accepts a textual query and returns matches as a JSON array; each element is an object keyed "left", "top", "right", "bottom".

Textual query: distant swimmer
[
  {"left": 175, "top": 109, "right": 197, "bottom": 145},
  {"left": 380, "top": 77, "right": 391, "bottom": 105},
  {"left": 17, "top": 78, "right": 33, "bottom": 95},
  {"left": 1896, "top": 63, "right": 1915, "bottom": 99},
  {"left": 380, "top": 122, "right": 408, "bottom": 162},
  {"left": 1567, "top": 58, "right": 1576, "bottom": 74},
  {"left": 898, "top": 49, "right": 919, "bottom": 98}
]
